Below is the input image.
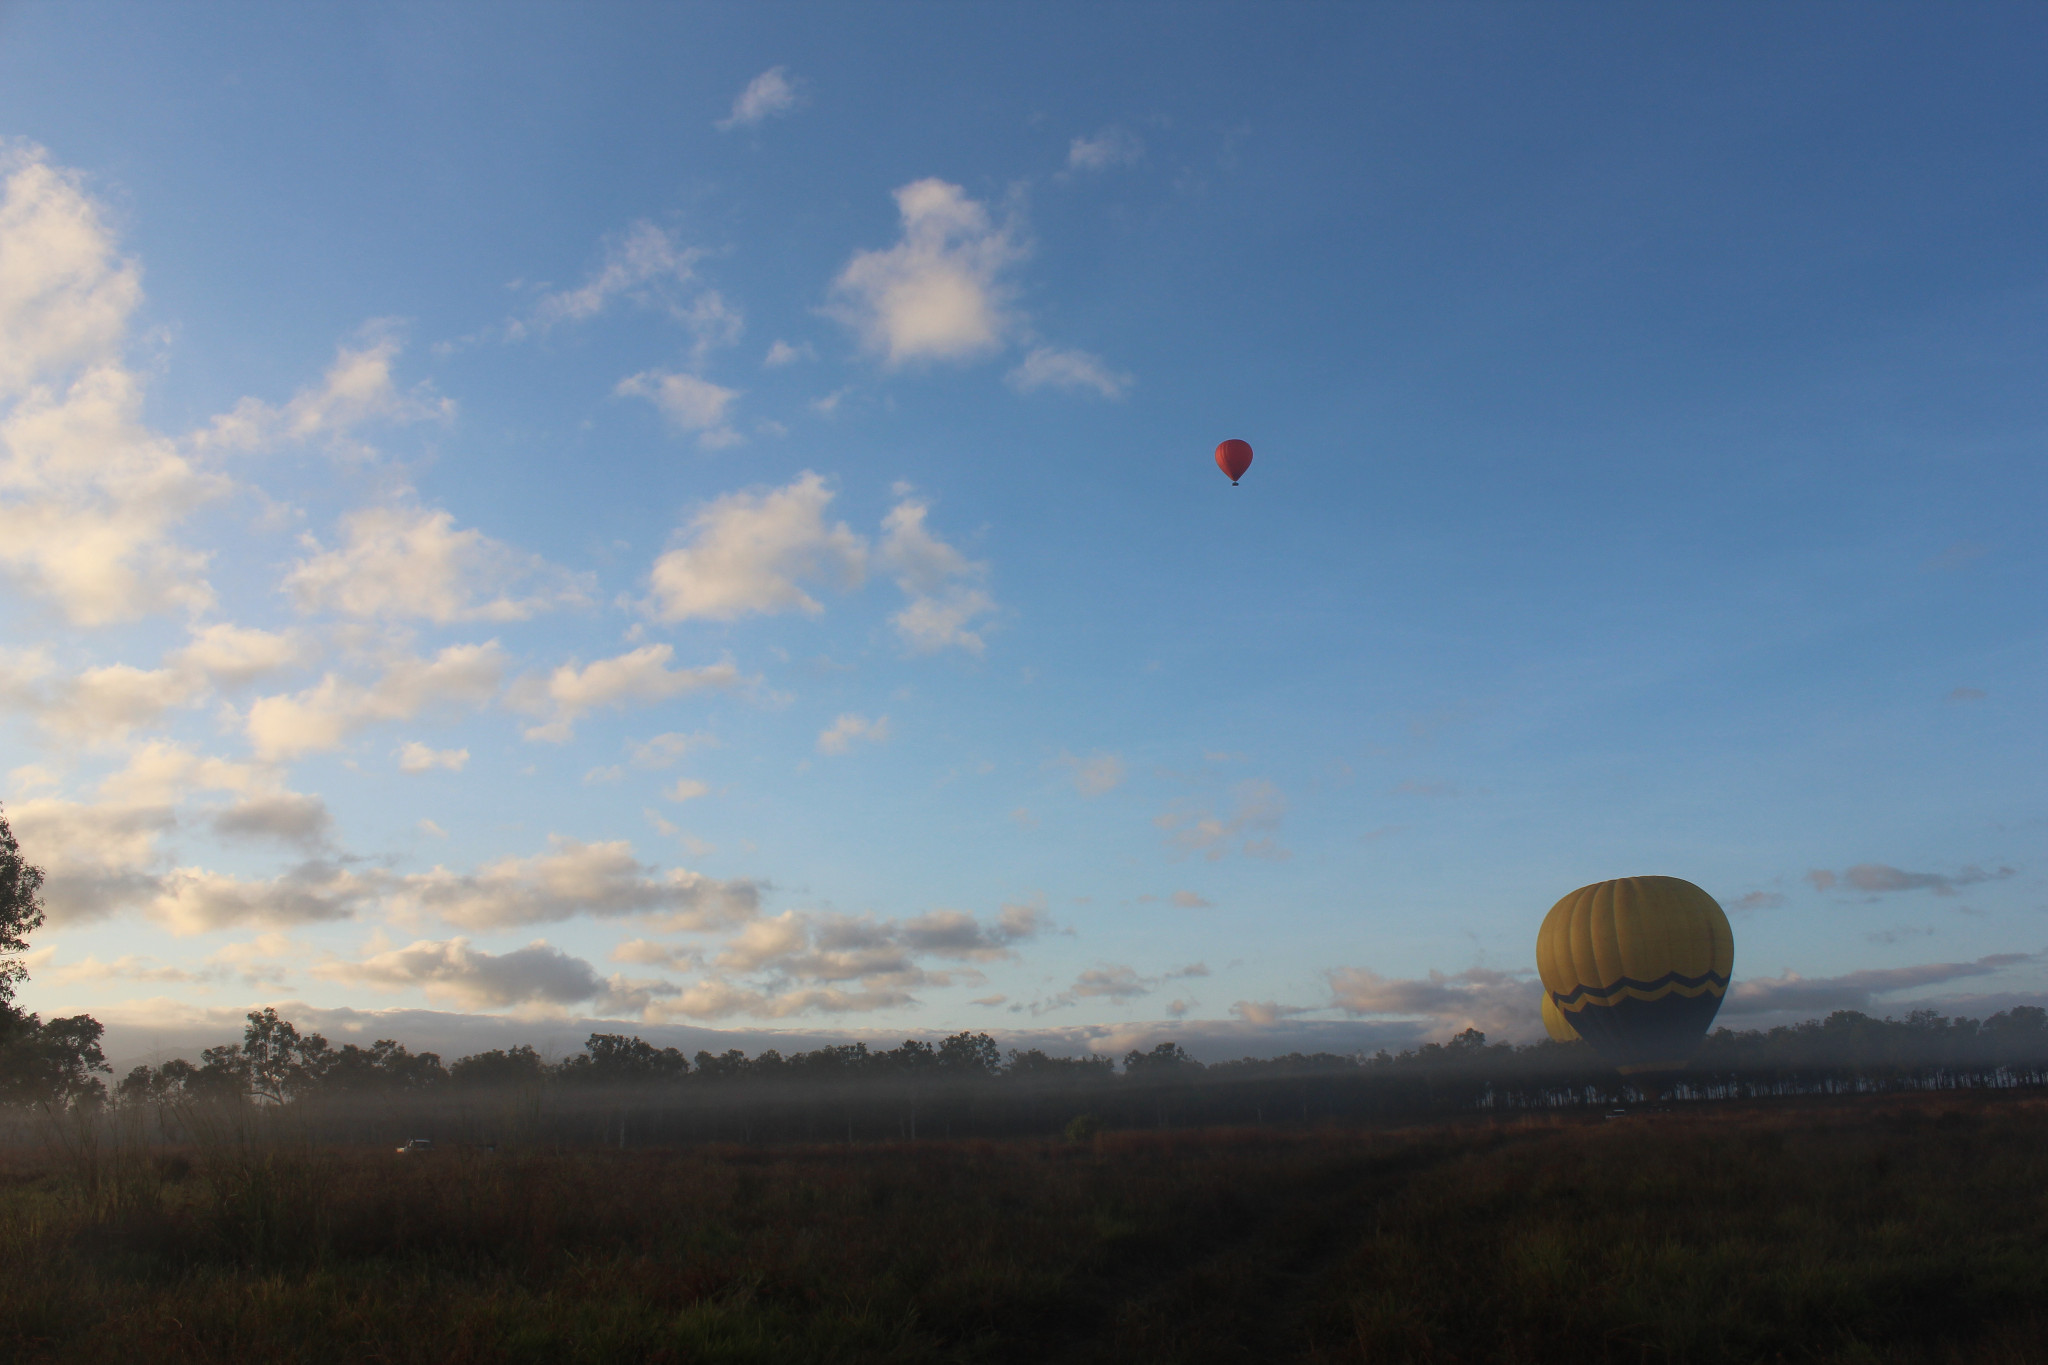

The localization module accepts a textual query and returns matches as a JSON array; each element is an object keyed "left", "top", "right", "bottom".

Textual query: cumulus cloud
[
  {"left": 196, "top": 326, "right": 452, "bottom": 458},
  {"left": 8, "top": 795, "right": 174, "bottom": 925},
  {"left": 664, "top": 778, "right": 709, "bottom": 803},
  {"left": 1055, "top": 750, "right": 1125, "bottom": 797},
  {"left": 95, "top": 739, "right": 275, "bottom": 808},
  {"left": 716, "top": 66, "right": 804, "bottom": 131},
  {"left": 764, "top": 340, "right": 813, "bottom": 367},
  {"left": 816, "top": 712, "right": 889, "bottom": 755},
  {"left": 878, "top": 495, "right": 995, "bottom": 655},
  {"left": 284, "top": 502, "right": 591, "bottom": 623},
  {"left": 245, "top": 642, "right": 507, "bottom": 760},
  {"left": 167, "top": 623, "right": 311, "bottom": 690},
  {"left": 53, "top": 953, "right": 215, "bottom": 986},
  {"left": 510, "top": 644, "right": 743, "bottom": 744},
  {"left": 1724, "top": 953, "right": 2037, "bottom": 1017},
  {"left": 513, "top": 221, "right": 705, "bottom": 337},
  {"left": 827, "top": 179, "right": 1024, "bottom": 366},
  {"left": 1067, "top": 126, "right": 1143, "bottom": 172},
  {"left": 1156, "top": 778, "right": 1288, "bottom": 861},
  {"left": 0, "top": 653, "right": 206, "bottom": 746},
  {"left": 615, "top": 370, "right": 742, "bottom": 449},
  {"left": 1033, "top": 965, "right": 1152, "bottom": 1015},
  {"left": 706, "top": 901, "right": 1048, "bottom": 997},
  {"left": 0, "top": 139, "right": 141, "bottom": 399},
  {"left": 630, "top": 731, "right": 716, "bottom": 769},
  {"left": 316, "top": 936, "right": 636, "bottom": 1012},
  {"left": 1327, "top": 965, "right": 1540, "bottom": 1038},
  {"left": 150, "top": 862, "right": 383, "bottom": 935},
  {"left": 1006, "top": 346, "right": 1131, "bottom": 399},
  {"left": 397, "top": 741, "right": 468, "bottom": 774},
  {"left": 0, "top": 145, "right": 226, "bottom": 623},
  {"left": 1170, "top": 890, "right": 1212, "bottom": 909},
  {"left": 1807, "top": 863, "right": 2016, "bottom": 897},
  {"left": 642, "top": 472, "right": 867, "bottom": 622},
  {"left": 210, "top": 793, "right": 332, "bottom": 848},
  {"left": 392, "top": 836, "right": 760, "bottom": 933},
  {"left": 1230, "top": 1000, "right": 1313, "bottom": 1027}
]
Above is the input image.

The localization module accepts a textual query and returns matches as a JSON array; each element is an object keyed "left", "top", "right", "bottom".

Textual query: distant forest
[{"left": 6, "top": 1002, "right": 2048, "bottom": 1147}]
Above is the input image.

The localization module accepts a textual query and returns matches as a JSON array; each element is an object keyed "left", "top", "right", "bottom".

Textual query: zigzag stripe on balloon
[{"left": 1551, "top": 969, "right": 1730, "bottom": 1012}]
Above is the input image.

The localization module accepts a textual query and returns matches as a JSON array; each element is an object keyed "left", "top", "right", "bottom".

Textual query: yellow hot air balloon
[
  {"left": 1535, "top": 876, "right": 1733, "bottom": 1074},
  {"left": 1540, "top": 989, "right": 1581, "bottom": 1043}
]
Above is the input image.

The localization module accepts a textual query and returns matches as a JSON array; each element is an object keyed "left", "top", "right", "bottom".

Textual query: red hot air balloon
[{"left": 1215, "top": 439, "right": 1254, "bottom": 485}]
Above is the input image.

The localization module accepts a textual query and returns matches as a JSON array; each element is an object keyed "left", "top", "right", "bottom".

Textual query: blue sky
[{"left": 0, "top": 2, "right": 2041, "bottom": 1065}]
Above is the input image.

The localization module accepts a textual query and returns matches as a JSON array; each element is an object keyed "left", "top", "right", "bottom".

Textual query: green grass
[{"left": 1, "top": 1094, "right": 2044, "bottom": 1362}]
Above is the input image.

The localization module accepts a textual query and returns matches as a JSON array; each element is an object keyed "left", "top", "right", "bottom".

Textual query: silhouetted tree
[
  {"left": 559, "top": 1033, "right": 689, "bottom": 1085},
  {"left": 0, "top": 1013, "right": 109, "bottom": 1106},
  {"left": 0, "top": 803, "right": 45, "bottom": 1015},
  {"left": 1123, "top": 1042, "right": 1199, "bottom": 1075},
  {"left": 450, "top": 1044, "right": 546, "bottom": 1088},
  {"left": 319, "top": 1039, "right": 448, "bottom": 1091},
  {"left": 240, "top": 1007, "right": 333, "bottom": 1103},
  {"left": 938, "top": 1031, "right": 1002, "bottom": 1076}
]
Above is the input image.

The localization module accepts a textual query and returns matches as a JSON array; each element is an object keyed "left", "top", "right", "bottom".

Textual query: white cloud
[
  {"left": 764, "top": 339, "right": 813, "bottom": 367},
  {"left": 878, "top": 495, "right": 995, "bottom": 655},
  {"left": 393, "top": 836, "right": 760, "bottom": 932},
  {"left": 1055, "top": 750, "right": 1126, "bottom": 797},
  {"left": 664, "top": 778, "right": 709, "bottom": 803},
  {"left": 642, "top": 471, "right": 868, "bottom": 622},
  {"left": 1031, "top": 965, "right": 1152, "bottom": 1015},
  {"left": 150, "top": 862, "right": 383, "bottom": 935},
  {"left": 816, "top": 712, "right": 889, "bottom": 755},
  {"left": 630, "top": 731, "right": 716, "bottom": 769},
  {"left": 53, "top": 953, "right": 214, "bottom": 986},
  {"left": 635, "top": 901, "right": 1049, "bottom": 1019},
  {"left": 1806, "top": 863, "right": 2016, "bottom": 897},
  {"left": 1006, "top": 346, "right": 1132, "bottom": 399},
  {"left": 0, "top": 140, "right": 141, "bottom": 399},
  {"left": 1327, "top": 965, "right": 1538, "bottom": 1039},
  {"left": 316, "top": 936, "right": 622, "bottom": 1012},
  {"left": 0, "top": 654, "right": 206, "bottom": 746},
  {"left": 827, "top": 179, "right": 1024, "bottom": 366},
  {"left": 716, "top": 66, "right": 804, "bottom": 131},
  {"left": 510, "top": 644, "right": 744, "bottom": 744},
  {"left": 0, "top": 142, "right": 228, "bottom": 624},
  {"left": 1156, "top": 778, "right": 1288, "bottom": 861},
  {"left": 210, "top": 793, "right": 332, "bottom": 848},
  {"left": 397, "top": 741, "right": 469, "bottom": 774},
  {"left": 167, "top": 623, "right": 311, "bottom": 690},
  {"left": 514, "top": 220, "right": 704, "bottom": 337},
  {"left": 8, "top": 795, "right": 173, "bottom": 925},
  {"left": 1, "top": 361, "right": 225, "bottom": 623},
  {"left": 1067, "top": 127, "right": 1143, "bottom": 172},
  {"left": 285, "top": 502, "right": 591, "bottom": 623},
  {"left": 245, "top": 641, "right": 507, "bottom": 760},
  {"left": 615, "top": 369, "right": 742, "bottom": 449},
  {"left": 196, "top": 325, "right": 452, "bottom": 459},
  {"left": 1723, "top": 954, "right": 2035, "bottom": 1017},
  {"left": 95, "top": 739, "right": 275, "bottom": 807},
  {"left": 1170, "top": 890, "right": 1212, "bottom": 909}
]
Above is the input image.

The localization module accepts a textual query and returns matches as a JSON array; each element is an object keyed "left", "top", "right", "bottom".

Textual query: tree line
[{"left": 7, "top": 802, "right": 2048, "bottom": 1139}]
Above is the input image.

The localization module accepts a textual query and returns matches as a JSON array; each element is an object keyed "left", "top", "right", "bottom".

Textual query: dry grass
[{"left": 0, "top": 1093, "right": 2043, "bottom": 1363}]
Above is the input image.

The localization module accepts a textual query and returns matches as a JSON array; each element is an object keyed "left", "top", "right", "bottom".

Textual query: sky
[{"left": 0, "top": 2, "right": 2041, "bottom": 1068}]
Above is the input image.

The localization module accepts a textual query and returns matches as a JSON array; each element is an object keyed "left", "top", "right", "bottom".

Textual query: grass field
[{"left": 1, "top": 1092, "right": 2044, "bottom": 1363}]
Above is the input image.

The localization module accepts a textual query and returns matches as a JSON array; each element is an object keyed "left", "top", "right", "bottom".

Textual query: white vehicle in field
[{"left": 395, "top": 1138, "right": 434, "bottom": 1154}]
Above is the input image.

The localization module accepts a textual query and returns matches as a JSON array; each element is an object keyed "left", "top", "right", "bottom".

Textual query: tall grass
[{"left": 0, "top": 1094, "right": 2042, "bottom": 1362}]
